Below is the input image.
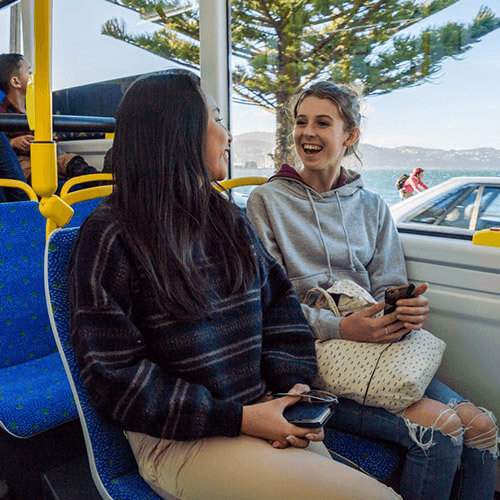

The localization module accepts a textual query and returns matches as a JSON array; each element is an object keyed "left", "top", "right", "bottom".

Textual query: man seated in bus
[
  {"left": 0, "top": 53, "right": 100, "bottom": 187},
  {"left": 0, "top": 131, "right": 29, "bottom": 202}
]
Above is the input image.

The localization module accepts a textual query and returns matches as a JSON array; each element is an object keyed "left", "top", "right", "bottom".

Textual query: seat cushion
[
  {"left": 324, "top": 427, "right": 403, "bottom": 481},
  {"left": 0, "top": 352, "right": 78, "bottom": 437}
]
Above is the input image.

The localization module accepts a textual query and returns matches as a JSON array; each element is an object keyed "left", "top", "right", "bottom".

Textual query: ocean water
[{"left": 232, "top": 167, "right": 499, "bottom": 206}]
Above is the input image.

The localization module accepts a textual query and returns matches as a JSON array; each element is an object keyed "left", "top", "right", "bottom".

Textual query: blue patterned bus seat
[
  {"left": 46, "top": 227, "right": 160, "bottom": 499},
  {"left": 0, "top": 201, "right": 77, "bottom": 437}
]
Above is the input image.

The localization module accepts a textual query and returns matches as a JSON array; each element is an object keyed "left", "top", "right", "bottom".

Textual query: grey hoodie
[{"left": 247, "top": 165, "right": 407, "bottom": 341}]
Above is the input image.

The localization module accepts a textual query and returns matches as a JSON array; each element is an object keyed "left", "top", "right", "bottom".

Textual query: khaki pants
[{"left": 125, "top": 431, "right": 401, "bottom": 500}]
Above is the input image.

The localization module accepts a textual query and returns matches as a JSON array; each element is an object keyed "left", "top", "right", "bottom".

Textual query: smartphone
[
  {"left": 283, "top": 402, "right": 333, "bottom": 428},
  {"left": 384, "top": 284, "right": 416, "bottom": 315}
]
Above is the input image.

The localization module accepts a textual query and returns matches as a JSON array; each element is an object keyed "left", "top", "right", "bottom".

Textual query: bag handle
[{"left": 304, "top": 287, "right": 341, "bottom": 317}]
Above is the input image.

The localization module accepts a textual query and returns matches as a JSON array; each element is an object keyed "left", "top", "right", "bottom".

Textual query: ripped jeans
[{"left": 327, "top": 379, "right": 498, "bottom": 500}]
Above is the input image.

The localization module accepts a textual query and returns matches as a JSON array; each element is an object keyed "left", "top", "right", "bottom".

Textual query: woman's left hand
[{"left": 394, "top": 282, "right": 429, "bottom": 331}]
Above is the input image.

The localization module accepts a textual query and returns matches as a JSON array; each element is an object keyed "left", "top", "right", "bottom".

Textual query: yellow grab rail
[
  {"left": 59, "top": 173, "right": 113, "bottom": 198},
  {"left": 214, "top": 176, "right": 268, "bottom": 192},
  {"left": 472, "top": 228, "right": 500, "bottom": 248},
  {"left": 45, "top": 182, "right": 114, "bottom": 236},
  {"left": 0, "top": 179, "right": 38, "bottom": 201}
]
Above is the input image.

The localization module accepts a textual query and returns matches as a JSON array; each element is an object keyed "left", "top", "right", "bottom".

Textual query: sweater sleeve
[
  {"left": 366, "top": 201, "right": 408, "bottom": 302},
  {"left": 299, "top": 304, "right": 343, "bottom": 341},
  {"left": 416, "top": 179, "right": 428, "bottom": 190},
  {"left": 246, "top": 220, "right": 317, "bottom": 393},
  {"left": 408, "top": 175, "right": 427, "bottom": 192},
  {"left": 69, "top": 214, "right": 242, "bottom": 441},
  {"left": 247, "top": 190, "right": 286, "bottom": 269}
]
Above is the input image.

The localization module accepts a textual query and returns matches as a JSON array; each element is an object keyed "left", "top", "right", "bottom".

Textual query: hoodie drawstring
[
  {"left": 306, "top": 189, "right": 334, "bottom": 278},
  {"left": 272, "top": 165, "right": 359, "bottom": 274},
  {"left": 335, "top": 192, "right": 355, "bottom": 270}
]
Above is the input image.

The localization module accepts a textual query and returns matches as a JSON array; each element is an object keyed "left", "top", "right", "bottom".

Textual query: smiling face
[
  {"left": 204, "top": 97, "right": 231, "bottom": 181},
  {"left": 294, "top": 96, "right": 358, "bottom": 177}
]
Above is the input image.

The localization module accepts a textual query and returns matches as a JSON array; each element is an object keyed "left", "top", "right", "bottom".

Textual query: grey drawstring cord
[
  {"left": 306, "top": 188, "right": 333, "bottom": 278},
  {"left": 336, "top": 192, "right": 355, "bottom": 270}
]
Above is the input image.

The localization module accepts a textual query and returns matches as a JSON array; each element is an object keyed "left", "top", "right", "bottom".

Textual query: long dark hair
[{"left": 110, "top": 69, "right": 256, "bottom": 320}]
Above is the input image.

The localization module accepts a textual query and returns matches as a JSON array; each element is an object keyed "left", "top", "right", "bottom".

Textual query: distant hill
[
  {"left": 360, "top": 144, "right": 500, "bottom": 170},
  {"left": 233, "top": 132, "right": 500, "bottom": 170}
]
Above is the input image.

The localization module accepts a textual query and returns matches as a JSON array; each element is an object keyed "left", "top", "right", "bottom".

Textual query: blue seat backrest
[
  {"left": 68, "top": 197, "right": 106, "bottom": 228},
  {"left": 0, "top": 201, "right": 56, "bottom": 365},
  {"left": 46, "top": 227, "right": 160, "bottom": 499},
  {"left": 0, "top": 201, "right": 77, "bottom": 437}
]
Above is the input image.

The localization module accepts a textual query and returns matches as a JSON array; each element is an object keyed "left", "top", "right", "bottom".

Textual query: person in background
[
  {"left": 68, "top": 70, "right": 400, "bottom": 500},
  {"left": 0, "top": 53, "right": 100, "bottom": 188},
  {"left": 0, "top": 131, "right": 29, "bottom": 202},
  {"left": 400, "top": 167, "right": 428, "bottom": 199},
  {"left": 247, "top": 80, "right": 498, "bottom": 500}
]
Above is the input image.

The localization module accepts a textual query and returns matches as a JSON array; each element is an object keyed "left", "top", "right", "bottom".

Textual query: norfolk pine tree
[{"left": 102, "top": 0, "right": 499, "bottom": 167}]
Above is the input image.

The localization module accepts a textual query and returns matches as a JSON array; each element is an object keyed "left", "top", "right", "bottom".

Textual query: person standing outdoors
[{"left": 400, "top": 167, "right": 428, "bottom": 199}]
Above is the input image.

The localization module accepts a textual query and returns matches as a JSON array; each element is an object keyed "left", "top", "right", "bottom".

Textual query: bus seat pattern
[
  {"left": 67, "top": 197, "right": 106, "bottom": 228},
  {"left": 46, "top": 227, "right": 161, "bottom": 499},
  {"left": 0, "top": 201, "right": 77, "bottom": 437},
  {"left": 324, "top": 427, "right": 403, "bottom": 481}
]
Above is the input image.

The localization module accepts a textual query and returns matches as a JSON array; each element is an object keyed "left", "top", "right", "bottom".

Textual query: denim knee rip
[
  {"left": 450, "top": 401, "right": 499, "bottom": 458},
  {"left": 400, "top": 407, "right": 463, "bottom": 453}
]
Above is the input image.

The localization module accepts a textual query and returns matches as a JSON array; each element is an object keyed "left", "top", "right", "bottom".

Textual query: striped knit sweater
[{"left": 68, "top": 202, "right": 317, "bottom": 441}]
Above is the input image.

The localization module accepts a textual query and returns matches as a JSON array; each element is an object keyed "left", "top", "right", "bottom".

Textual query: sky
[{"left": 0, "top": 0, "right": 499, "bottom": 151}]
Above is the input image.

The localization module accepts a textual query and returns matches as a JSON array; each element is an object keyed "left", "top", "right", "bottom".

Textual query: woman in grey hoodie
[{"left": 247, "top": 81, "right": 497, "bottom": 500}]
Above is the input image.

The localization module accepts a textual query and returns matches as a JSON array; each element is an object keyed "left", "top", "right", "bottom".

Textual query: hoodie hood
[
  {"left": 267, "top": 164, "right": 365, "bottom": 273},
  {"left": 269, "top": 164, "right": 364, "bottom": 201}
]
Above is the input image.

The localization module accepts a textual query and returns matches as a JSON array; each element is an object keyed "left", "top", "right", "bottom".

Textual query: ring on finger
[{"left": 384, "top": 327, "right": 389, "bottom": 335}]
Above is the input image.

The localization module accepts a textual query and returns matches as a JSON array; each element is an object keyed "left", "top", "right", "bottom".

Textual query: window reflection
[
  {"left": 405, "top": 183, "right": 500, "bottom": 232},
  {"left": 407, "top": 185, "right": 478, "bottom": 228},
  {"left": 477, "top": 187, "right": 500, "bottom": 231}
]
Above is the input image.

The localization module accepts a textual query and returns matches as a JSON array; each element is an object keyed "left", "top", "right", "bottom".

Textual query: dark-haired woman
[{"left": 68, "top": 70, "right": 400, "bottom": 499}]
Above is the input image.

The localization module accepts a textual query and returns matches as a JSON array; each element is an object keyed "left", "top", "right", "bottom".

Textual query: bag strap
[{"left": 304, "top": 287, "right": 341, "bottom": 317}]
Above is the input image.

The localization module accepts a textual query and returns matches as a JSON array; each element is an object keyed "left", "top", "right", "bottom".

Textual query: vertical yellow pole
[
  {"left": 28, "top": 0, "right": 73, "bottom": 236},
  {"left": 30, "top": 0, "right": 57, "bottom": 197}
]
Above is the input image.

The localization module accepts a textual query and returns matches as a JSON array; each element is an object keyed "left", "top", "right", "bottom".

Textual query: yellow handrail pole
[
  {"left": 28, "top": 0, "right": 73, "bottom": 237},
  {"left": 30, "top": 0, "right": 56, "bottom": 196}
]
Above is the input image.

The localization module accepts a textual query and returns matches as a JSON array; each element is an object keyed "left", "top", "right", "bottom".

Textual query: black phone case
[
  {"left": 283, "top": 402, "right": 333, "bottom": 428},
  {"left": 384, "top": 284, "right": 416, "bottom": 314}
]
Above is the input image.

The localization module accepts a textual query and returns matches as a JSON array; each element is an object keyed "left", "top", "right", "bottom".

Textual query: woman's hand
[
  {"left": 339, "top": 283, "right": 429, "bottom": 342},
  {"left": 339, "top": 302, "right": 410, "bottom": 343},
  {"left": 240, "top": 383, "right": 324, "bottom": 449},
  {"left": 394, "top": 282, "right": 429, "bottom": 331}
]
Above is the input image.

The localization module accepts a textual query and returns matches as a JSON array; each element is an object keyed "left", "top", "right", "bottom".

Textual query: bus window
[{"left": 228, "top": 2, "right": 500, "bottom": 204}]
